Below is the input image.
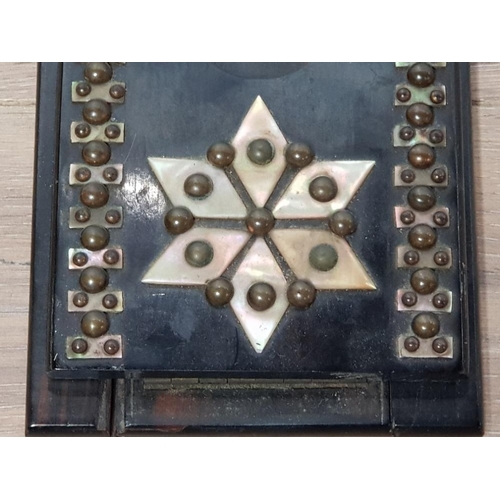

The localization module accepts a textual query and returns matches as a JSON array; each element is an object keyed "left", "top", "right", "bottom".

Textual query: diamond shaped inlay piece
[
  {"left": 273, "top": 161, "right": 375, "bottom": 219},
  {"left": 230, "top": 238, "right": 288, "bottom": 353},
  {"left": 148, "top": 158, "right": 247, "bottom": 219},
  {"left": 232, "top": 96, "right": 288, "bottom": 207},
  {"left": 270, "top": 229, "right": 376, "bottom": 290},
  {"left": 142, "top": 228, "right": 251, "bottom": 285}
]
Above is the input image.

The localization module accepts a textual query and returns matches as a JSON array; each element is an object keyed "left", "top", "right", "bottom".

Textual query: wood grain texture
[{"left": 0, "top": 63, "right": 497, "bottom": 436}]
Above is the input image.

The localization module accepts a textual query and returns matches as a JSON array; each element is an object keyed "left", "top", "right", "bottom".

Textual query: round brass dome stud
[
  {"left": 433, "top": 211, "right": 448, "bottom": 227},
  {"left": 402, "top": 291, "right": 418, "bottom": 307},
  {"left": 400, "top": 169, "right": 415, "bottom": 184},
  {"left": 184, "top": 173, "right": 213, "bottom": 199},
  {"left": 103, "top": 249, "right": 120, "bottom": 265},
  {"left": 432, "top": 337, "right": 448, "bottom": 354},
  {"left": 285, "top": 143, "right": 314, "bottom": 168},
  {"left": 72, "top": 292, "right": 89, "bottom": 308},
  {"left": 102, "top": 166, "right": 118, "bottom": 182},
  {"left": 408, "top": 144, "right": 436, "bottom": 169},
  {"left": 81, "top": 225, "right": 110, "bottom": 251},
  {"left": 430, "top": 89, "right": 445, "bottom": 105},
  {"left": 164, "top": 207, "right": 194, "bottom": 235},
  {"left": 109, "top": 84, "right": 126, "bottom": 100},
  {"left": 429, "top": 129, "right": 444, "bottom": 145},
  {"left": 105, "top": 209, "right": 121, "bottom": 225},
  {"left": 75, "top": 122, "right": 91, "bottom": 139},
  {"left": 80, "top": 182, "right": 109, "bottom": 209},
  {"left": 205, "top": 278, "right": 234, "bottom": 307},
  {"left": 408, "top": 224, "right": 437, "bottom": 250},
  {"left": 72, "top": 252, "right": 88, "bottom": 267},
  {"left": 75, "top": 81, "right": 91, "bottom": 97},
  {"left": 407, "top": 63, "right": 436, "bottom": 88},
  {"left": 82, "top": 140, "right": 111, "bottom": 166},
  {"left": 410, "top": 268, "right": 438, "bottom": 295},
  {"left": 75, "top": 207, "right": 91, "bottom": 223},
  {"left": 400, "top": 210, "right": 415, "bottom": 225},
  {"left": 184, "top": 241, "right": 214, "bottom": 268},
  {"left": 434, "top": 251, "right": 449, "bottom": 267},
  {"left": 75, "top": 167, "right": 91, "bottom": 182},
  {"left": 79, "top": 266, "right": 108, "bottom": 294},
  {"left": 309, "top": 176, "right": 338, "bottom": 203},
  {"left": 412, "top": 312, "right": 440, "bottom": 339},
  {"left": 399, "top": 126, "right": 415, "bottom": 142},
  {"left": 404, "top": 250, "right": 420, "bottom": 266},
  {"left": 105, "top": 124, "right": 121, "bottom": 140},
  {"left": 433, "top": 293, "right": 449, "bottom": 309},
  {"left": 406, "top": 103, "right": 434, "bottom": 128},
  {"left": 103, "top": 339, "right": 120, "bottom": 356},
  {"left": 247, "top": 138, "right": 274, "bottom": 165},
  {"left": 431, "top": 167, "right": 447, "bottom": 184},
  {"left": 206, "top": 142, "right": 235, "bottom": 168},
  {"left": 404, "top": 336, "right": 420, "bottom": 352},
  {"left": 408, "top": 185, "right": 436, "bottom": 212},
  {"left": 245, "top": 208, "right": 275, "bottom": 236},
  {"left": 102, "top": 294, "right": 118, "bottom": 310},
  {"left": 71, "top": 338, "right": 88, "bottom": 354},
  {"left": 84, "top": 62, "right": 113, "bottom": 84},
  {"left": 328, "top": 210, "right": 357, "bottom": 237},
  {"left": 247, "top": 282, "right": 277, "bottom": 311},
  {"left": 396, "top": 87, "right": 411, "bottom": 103},
  {"left": 81, "top": 310, "right": 110, "bottom": 338},
  {"left": 83, "top": 99, "right": 111, "bottom": 125},
  {"left": 287, "top": 280, "right": 316, "bottom": 309},
  {"left": 309, "top": 244, "right": 338, "bottom": 272}
]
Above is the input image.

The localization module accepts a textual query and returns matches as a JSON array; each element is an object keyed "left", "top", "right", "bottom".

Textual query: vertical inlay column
[
  {"left": 67, "top": 62, "right": 126, "bottom": 359},
  {"left": 393, "top": 62, "right": 453, "bottom": 359}
]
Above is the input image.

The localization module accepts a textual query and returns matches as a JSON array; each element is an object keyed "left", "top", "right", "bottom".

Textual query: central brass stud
[
  {"left": 245, "top": 208, "right": 275, "bottom": 236},
  {"left": 184, "top": 241, "right": 214, "bottom": 268},
  {"left": 247, "top": 282, "right": 276, "bottom": 311},
  {"left": 247, "top": 138, "right": 274, "bottom": 165},
  {"left": 184, "top": 173, "right": 213, "bottom": 199},
  {"left": 309, "top": 176, "right": 338, "bottom": 203},
  {"left": 309, "top": 244, "right": 338, "bottom": 272}
]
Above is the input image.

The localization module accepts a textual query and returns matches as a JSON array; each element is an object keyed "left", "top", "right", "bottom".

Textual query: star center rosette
[{"left": 143, "top": 96, "right": 376, "bottom": 353}]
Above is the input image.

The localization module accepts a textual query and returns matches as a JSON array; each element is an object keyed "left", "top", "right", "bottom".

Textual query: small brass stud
[
  {"left": 71, "top": 338, "right": 88, "bottom": 354},
  {"left": 429, "top": 129, "right": 444, "bottom": 144},
  {"left": 432, "top": 293, "right": 449, "bottom": 309},
  {"left": 400, "top": 169, "right": 416, "bottom": 184},
  {"left": 402, "top": 291, "right": 418, "bottom": 307},
  {"left": 430, "top": 90, "right": 445, "bottom": 104},
  {"left": 404, "top": 336, "right": 420, "bottom": 352},
  {"left": 404, "top": 250, "right": 420, "bottom": 266},
  {"left": 102, "top": 166, "right": 118, "bottom": 182},
  {"left": 396, "top": 87, "right": 411, "bottom": 103},
  {"left": 400, "top": 210, "right": 415, "bottom": 225},
  {"left": 105, "top": 124, "right": 121, "bottom": 140},
  {"left": 75, "top": 81, "right": 91, "bottom": 97},
  {"left": 433, "top": 211, "right": 449, "bottom": 226},
  {"left": 75, "top": 123, "right": 91, "bottom": 139},
  {"left": 105, "top": 209, "right": 121, "bottom": 225},
  {"left": 399, "top": 126, "right": 415, "bottom": 141},
  {"left": 109, "top": 84, "right": 126, "bottom": 100},
  {"left": 431, "top": 168, "right": 446, "bottom": 184},
  {"left": 434, "top": 251, "right": 450, "bottom": 267},
  {"left": 75, "top": 208, "right": 91, "bottom": 223},
  {"left": 103, "top": 339, "right": 120, "bottom": 355},
  {"left": 432, "top": 337, "right": 449, "bottom": 354},
  {"left": 103, "top": 249, "right": 120, "bottom": 265},
  {"left": 72, "top": 252, "right": 88, "bottom": 267},
  {"left": 73, "top": 292, "right": 89, "bottom": 308},
  {"left": 102, "top": 294, "right": 118, "bottom": 309},
  {"left": 75, "top": 167, "right": 91, "bottom": 183}
]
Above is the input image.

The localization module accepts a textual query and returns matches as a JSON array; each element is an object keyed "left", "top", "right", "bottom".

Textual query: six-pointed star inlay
[{"left": 143, "top": 96, "right": 376, "bottom": 353}]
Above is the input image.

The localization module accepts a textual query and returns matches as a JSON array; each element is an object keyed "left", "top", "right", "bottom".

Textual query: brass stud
[
  {"left": 109, "top": 84, "right": 126, "bottom": 100},
  {"left": 75, "top": 207, "right": 91, "bottom": 223},
  {"left": 81, "top": 310, "right": 109, "bottom": 338},
  {"left": 408, "top": 144, "right": 436, "bottom": 169},
  {"left": 309, "top": 176, "right": 338, "bottom": 202},
  {"left": 432, "top": 293, "right": 449, "bottom": 309},
  {"left": 412, "top": 312, "right": 440, "bottom": 339},
  {"left": 396, "top": 87, "right": 411, "bottom": 103},
  {"left": 400, "top": 169, "right": 416, "bottom": 184},
  {"left": 82, "top": 140, "right": 111, "bottom": 166},
  {"left": 102, "top": 166, "right": 118, "bottom": 182},
  {"left": 103, "top": 339, "right": 120, "bottom": 355},
  {"left": 432, "top": 337, "right": 448, "bottom": 354},
  {"left": 105, "top": 209, "right": 121, "bottom": 225},
  {"left": 400, "top": 210, "right": 415, "bottom": 225},
  {"left": 431, "top": 168, "right": 447, "bottom": 184},
  {"left": 433, "top": 211, "right": 449, "bottom": 227},
  {"left": 407, "top": 63, "right": 436, "bottom": 88},
  {"left": 328, "top": 210, "right": 357, "bottom": 237},
  {"left": 184, "top": 241, "right": 214, "bottom": 268},
  {"left": 206, "top": 142, "right": 235, "bottom": 168},
  {"left": 81, "top": 225, "right": 110, "bottom": 251},
  {"left": 285, "top": 143, "right": 314, "bottom": 168},
  {"left": 434, "top": 251, "right": 449, "bottom": 266},
  {"left": 429, "top": 129, "right": 444, "bottom": 144},
  {"left": 406, "top": 103, "right": 434, "bottom": 128},
  {"left": 247, "top": 139, "right": 274, "bottom": 165},
  {"left": 309, "top": 244, "right": 338, "bottom": 272},
  {"left": 430, "top": 90, "right": 445, "bottom": 105},
  {"left": 75, "top": 123, "right": 91, "bottom": 139},
  {"left": 103, "top": 249, "right": 120, "bottom": 265},
  {"left": 287, "top": 280, "right": 316, "bottom": 309},
  {"left": 75, "top": 167, "right": 91, "bottom": 182},
  {"left": 404, "top": 336, "right": 420, "bottom": 352},
  {"left": 80, "top": 182, "right": 109, "bottom": 209},
  {"left": 410, "top": 268, "right": 438, "bottom": 295},
  {"left": 247, "top": 282, "right": 276, "bottom": 311},
  {"left": 83, "top": 99, "right": 111, "bottom": 125},
  {"left": 102, "top": 294, "right": 118, "bottom": 309},
  {"left": 205, "top": 278, "right": 234, "bottom": 307},
  {"left": 84, "top": 62, "right": 113, "bottom": 84},
  {"left": 402, "top": 291, "right": 418, "bottom": 307},
  {"left": 184, "top": 173, "right": 213, "bottom": 199},
  {"left": 164, "top": 207, "right": 194, "bottom": 235},
  {"left": 245, "top": 208, "right": 275, "bottom": 236},
  {"left": 75, "top": 81, "right": 91, "bottom": 97},
  {"left": 73, "top": 292, "right": 89, "bottom": 308},
  {"left": 79, "top": 266, "right": 108, "bottom": 294},
  {"left": 72, "top": 252, "right": 88, "bottom": 267},
  {"left": 399, "top": 126, "right": 415, "bottom": 141},
  {"left": 404, "top": 250, "right": 419, "bottom": 266},
  {"left": 71, "top": 338, "right": 88, "bottom": 354},
  {"left": 105, "top": 124, "right": 121, "bottom": 140},
  {"left": 408, "top": 185, "right": 436, "bottom": 212},
  {"left": 408, "top": 224, "right": 437, "bottom": 250}
]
